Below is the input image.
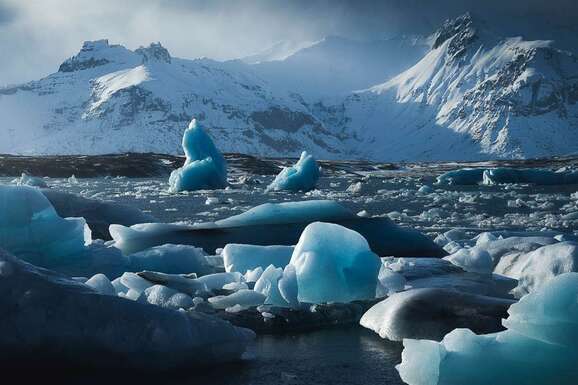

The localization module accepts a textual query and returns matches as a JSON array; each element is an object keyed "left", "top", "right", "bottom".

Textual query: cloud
[{"left": 0, "top": 0, "right": 576, "bottom": 85}]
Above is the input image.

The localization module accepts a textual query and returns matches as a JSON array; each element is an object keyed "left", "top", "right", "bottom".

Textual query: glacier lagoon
[{"left": 1, "top": 153, "right": 578, "bottom": 384}]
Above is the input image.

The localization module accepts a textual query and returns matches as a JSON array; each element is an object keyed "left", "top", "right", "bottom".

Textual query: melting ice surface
[
  {"left": 168, "top": 119, "right": 227, "bottom": 192},
  {"left": 266, "top": 151, "right": 320, "bottom": 192}
]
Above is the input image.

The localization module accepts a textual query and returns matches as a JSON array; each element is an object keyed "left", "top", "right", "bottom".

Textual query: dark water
[
  {"left": 24, "top": 327, "right": 403, "bottom": 385},
  {"left": 195, "top": 327, "right": 404, "bottom": 385}
]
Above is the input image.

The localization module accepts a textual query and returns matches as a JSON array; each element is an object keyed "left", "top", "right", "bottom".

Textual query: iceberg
[
  {"left": 436, "top": 167, "right": 578, "bottom": 186},
  {"left": 494, "top": 241, "right": 578, "bottom": 298},
  {"left": 266, "top": 151, "right": 320, "bottom": 192},
  {"left": 435, "top": 168, "right": 485, "bottom": 185},
  {"left": 396, "top": 273, "right": 578, "bottom": 385},
  {"left": 483, "top": 168, "right": 578, "bottom": 185},
  {"left": 288, "top": 222, "right": 381, "bottom": 304},
  {"left": 0, "top": 249, "right": 253, "bottom": 370},
  {"left": 0, "top": 185, "right": 89, "bottom": 266},
  {"left": 360, "top": 288, "right": 513, "bottom": 342},
  {"left": 111, "top": 200, "right": 446, "bottom": 258},
  {"left": 42, "top": 189, "right": 155, "bottom": 240},
  {"left": 168, "top": 119, "right": 227, "bottom": 192},
  {"left": 223, "top": 244, "right": 293, "bottom": 273}
]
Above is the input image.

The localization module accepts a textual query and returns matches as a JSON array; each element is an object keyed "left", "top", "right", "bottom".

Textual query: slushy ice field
[{"left": 3, "top": 158, "right": 575, "bottom": 237}]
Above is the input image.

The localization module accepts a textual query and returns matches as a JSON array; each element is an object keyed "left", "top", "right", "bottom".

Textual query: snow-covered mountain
[
  {"left": 0, "top": 40, "right": 351, "bottom": 158},
  {"left": 1, "top": 14, "right": 577, "bottom": 160},
  {"left": 331, "top": 13, "right": 578, "bottom": 160}
]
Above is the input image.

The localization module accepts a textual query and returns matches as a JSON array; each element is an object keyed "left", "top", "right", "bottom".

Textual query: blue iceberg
[
  {"left": 168, "top": 119, "right": 227, "bottom": 192},
  {"left": 266, "top": 151, "right": 320, "bottom": 192},
  {"left": 397, "top": 273, "right": 578, "bottom": 385},
  {"left": 0, "top": 185, "right": 89, "bottom": 266},
  {"left": 436, "top": 167, "right": 578, "bottom": 186},
  {"left": 483, "top": 168, "right": 578, "bottom": 185},
  {"left": 288, "top": 222, "right": 381, "bottom": 304}
]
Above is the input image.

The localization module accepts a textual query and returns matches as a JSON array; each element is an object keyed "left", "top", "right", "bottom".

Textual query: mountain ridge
[{"left": 1, "top": 13, "right": 576, "bottom": 161}]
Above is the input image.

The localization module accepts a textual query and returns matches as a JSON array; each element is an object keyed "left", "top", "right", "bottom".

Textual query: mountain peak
[
  {"left": 431, "top": 12, "right": 477, "bottom": 58},
  {"left": 58, "top": 39, "right": 134, "bottom": 73},
  {"left": 135, "top": 42, "right": 171, "bottom": 64}
]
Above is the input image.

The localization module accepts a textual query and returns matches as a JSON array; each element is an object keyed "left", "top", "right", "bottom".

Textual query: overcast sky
[{"left": 1, "top": 0, "right": 577, "bottom": 86}]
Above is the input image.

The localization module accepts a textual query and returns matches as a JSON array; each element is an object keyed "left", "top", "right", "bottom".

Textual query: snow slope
[
  {"left": 0, "top": 40, "right": 350, "bottom": 158},
  {"left": 334, "top": 13, "right": 578, "bottom": 160}
]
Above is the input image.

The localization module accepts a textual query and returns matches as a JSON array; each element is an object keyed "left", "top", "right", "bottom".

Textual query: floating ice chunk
[
  {"left": 127, "top": 244, "right": 213, "bottom": 275},
  {"left": 289, "top": 222, "right": 381, "bottom": 304},
  {"left": 254, "top": 265, "right": 288, "bottom": 306},
  {"left": 244, "top": 266, "right": 264, "bottom": 282},
  {"left": 223, "top": 244, "right": 293, "bottom": 273},
  {"left": 137, "top": 271, "right": 207, "bottom": 296},
  {"left": 483, "top": 168, "right": 578, "bottom": 186},
  {"left": 16, "top": 173, "right": 48, "bottom": 188},
  {"left": 85, "top": 273, "right": 116, "bottom": 295},
  {"left": 208, "top": 289, "right": 266, "bottom": 310},
  {"left": 435, "top": 168, "right": 484, "bottom": 185},
  {"left": 0, "top": 185, "right": 89, "bottom": 265},
  {"left": 474, "top": 232, "right": 498, "bottom": 245},
  {"left": 478, "top": 235, "right": 558, "bottom": 266},
  {"left": 144, "top": 285, "right": 194, "bottom": 310},
  {"left": 278, "top": 264, "right": 299, "bottom": 308},
  {"left": 376, "top": 266, "right": 406, "bottom": 297},
  {"left": 434, "top": 229, "right": 466, "bottom": 247},
  {"left": 357, "top": 210, "right": 370, "bottom": 217},
  {"left": 196, "top": 272, "right": 243, "bottom": 291},
  {"left": 495, "top": 242, "right": 578, "bottom": 297},
  {"left": 361, "top": 288, "right": 513, "bottom": 341},
  {"left": 222, "top": 281, "right": 249, "bottom": 291},
  {"left": 417, "top": 185, "right": 434, "bottom": 194},
  {"left": 438, "top": 167, "right": 578, "bottom": 186},
  {"left": 168, "top": 119, "right": 227, "bottom": 192},
  {"left": 42, "top": 189, "right": 155, "bottom": 240},
  {"left": 205, "top": 197, "right": 220, "bottom": 205},
  {"left": 346, "top": 181, "right": 364, "bottom": 194},
  {"left": 111, "top": 276, "right": 129, "bottom": 294},
  {"left": 266, "top": 151, "right": 320, "bottom": 192},
  {"left": 120, "top": 272, "right": 153, "bottom": 294},
  {"left": 444, "top": 247, "right": 493, "bottom": 274},
  {"left": 397, "top": 273, "right": 578, "bottom": 385}
]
